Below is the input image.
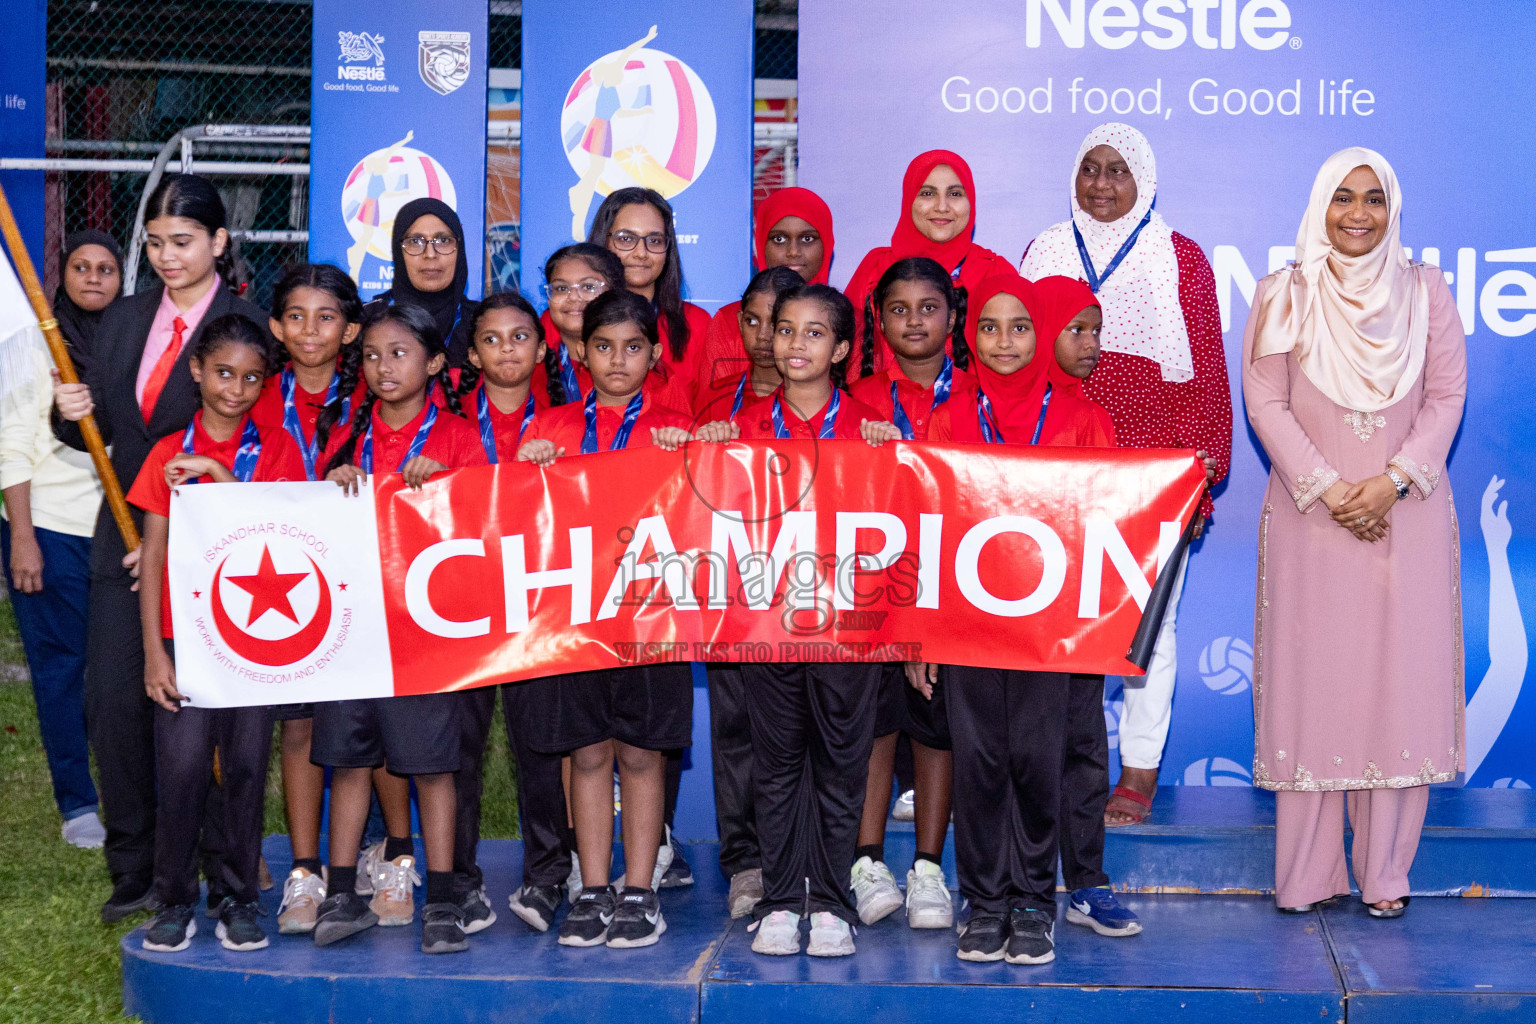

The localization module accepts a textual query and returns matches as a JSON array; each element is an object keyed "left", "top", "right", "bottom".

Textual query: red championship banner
[{"left": 166, "top": 442, "right": 1205, "bottom": 707}]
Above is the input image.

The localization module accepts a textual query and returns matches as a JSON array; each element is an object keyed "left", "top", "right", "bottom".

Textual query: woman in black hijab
[
  {"left": 54, "top": 230, "right": 123, "bottom": 363},
  {"left": 369, "top": 198, "right": 475, "bottom": 366}
]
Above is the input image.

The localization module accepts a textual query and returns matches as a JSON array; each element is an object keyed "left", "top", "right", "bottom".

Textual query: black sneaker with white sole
[
  {"left": 606, "top": 887, "right": 666, "bottom": 948},
  {"left": 509, "top": 884, "right": 562, "bottom": 932},
  {"left": 142, "top": 905, "right": 197, "bottom": 952},
  {"left": 456, "top": 886, "right": 497, "bottom": 934},
  {"left": 955, "top": 911, "right": 1007, "bottom": 962},
  {"left": 558, "top": 886, "right": 615, "bottom": 947},
  {"left": 1005, "top": 907, "right": 1056, "bottom": 965},
  {"left": 215, "top": 899, "right": 269, "bottom": 951},
  {"left": 421, "top": 902, "right": 469, "bottom": 954},
  {"left": 313, "top": 890, "right": 379, "bottom": 947}
]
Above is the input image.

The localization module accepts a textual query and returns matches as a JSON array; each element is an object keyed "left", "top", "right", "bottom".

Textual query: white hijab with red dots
[{"left": 1020, "top": 122, "right": 1193, "bottom": 383}]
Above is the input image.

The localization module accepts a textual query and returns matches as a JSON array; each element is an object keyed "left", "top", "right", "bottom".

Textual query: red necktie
[{"left": 141, "top": 315, "right": 187, "bottom": 422}]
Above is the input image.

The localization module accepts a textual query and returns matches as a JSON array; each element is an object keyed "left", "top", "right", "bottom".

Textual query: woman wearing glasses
[
  {"left": 587, "top": 187, "right": 713, "bottom": 413},
  {"left": 531, "top": 243, "right": 628, "bottom": 405},
  {"left": 371, "top": 197, "right": 477, "bottom": 367}
]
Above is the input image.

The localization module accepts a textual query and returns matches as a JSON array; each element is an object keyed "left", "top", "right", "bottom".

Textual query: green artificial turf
[{"left": 0, "top": 595, "right": 520, "bottom": 1022}]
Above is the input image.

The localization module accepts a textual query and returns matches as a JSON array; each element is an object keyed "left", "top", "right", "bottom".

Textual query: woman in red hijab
[
  {"left": 697, "top": 188, "right": 835, "bottom": 415},
  {"left": 844, "top": 151, "right": 1011, "bottom": 381}
]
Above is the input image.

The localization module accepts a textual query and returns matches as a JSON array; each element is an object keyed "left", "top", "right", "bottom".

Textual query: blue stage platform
[{"left": 121, "top": 789, "right": 1536, "bottom": 1024}]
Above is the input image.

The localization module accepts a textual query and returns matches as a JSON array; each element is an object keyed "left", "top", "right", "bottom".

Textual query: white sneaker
[
  {"left": 355, "top": 841, "right": 385, "bottom": 895},
  {"left": 277, "top": 868, "right": 328, "bottom": 934},
  {"left": 850, "top": 856, "right": 903, "bottom": 925},
  {"left": 750, "top": 910, "right": 802, "bottom": 955},
  {"left": 565, "top": 850, "right": 583, "bottom": 905},
  {"left": 807, "top": 912, "right": 856, "bottom": 957},
  {"left": 892, "top": 790, "right": 916, "bottom": 822},
  {"left": 62, "top": 811, "right": 106, "bottom": 849},
  {"left": 905, "top": 860, "right": 953, "bottom": 929}
]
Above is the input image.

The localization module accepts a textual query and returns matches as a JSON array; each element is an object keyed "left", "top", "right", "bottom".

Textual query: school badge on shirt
[
  {"left": 167, "top": 480, "right": 394, "bottom": 707},
  {"left": 418, "top": 31, "right": 471, "bottom": 95}
]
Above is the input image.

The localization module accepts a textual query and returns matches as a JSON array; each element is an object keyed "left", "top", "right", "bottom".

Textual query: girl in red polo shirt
[
  {"left": 846, "top": 256, "right": 974, "bottom": 932},
  {"left": 698, "top": 284, "right": 894, "bottom": 959},
  {"left": 251, "top": 262, "right": 366, "bottom": 935},
  {"left": 533, "top": 242, "right": 627, "bottom": 405},
  {"left": 312, "top": 303, "right": 486, "bottom": 957},
  {"left": 128, "top": 314, "right": 304, "bottom": 955},
  {"left": 515, "top": 290, "right": 692, "bottom": 951}
]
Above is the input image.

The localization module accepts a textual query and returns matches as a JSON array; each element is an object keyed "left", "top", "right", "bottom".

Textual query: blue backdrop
[
  {"left": 0, "top": 0, "right": 46, "bottom": 263},
  {"left": 308, "top": 0, "right": 487, "bottom": 302},
  {"left": 799, "top": 0, "right": 1536, "bottom": 788},
  {"left": 520, "top": 0, "right": 753, "bottom": 313}
]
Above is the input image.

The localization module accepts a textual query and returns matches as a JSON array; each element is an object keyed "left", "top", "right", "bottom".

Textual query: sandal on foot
[
  {"left": 1367, "top": 896, "right": 1409, "bottom": 919},
  {"left": 1105, "top": 784, "right": 1153, "bottom": 826}
]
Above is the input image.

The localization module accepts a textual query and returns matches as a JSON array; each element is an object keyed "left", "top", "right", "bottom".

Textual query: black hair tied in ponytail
[{"left": 144, "top": 174, "right": 239, "bottom": 291}]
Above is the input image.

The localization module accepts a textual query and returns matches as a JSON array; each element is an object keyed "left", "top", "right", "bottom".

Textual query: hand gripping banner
[{"left": 167, "top": 442, "right": 1205, "bottom": 707}]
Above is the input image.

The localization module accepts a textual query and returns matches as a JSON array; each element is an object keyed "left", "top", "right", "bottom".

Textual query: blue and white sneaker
[{"left": 1066, "top": 886, "right": 1142, "bottom": 937}]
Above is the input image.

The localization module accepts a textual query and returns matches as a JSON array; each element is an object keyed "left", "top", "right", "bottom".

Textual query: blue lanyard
[
  {"left": 889, "top": 356, "right": 952, "bottom": 441},
  {"left": 181, "top": 416, "right": 262, "bottom": 483},
  {"left": 976, "top": 385, "right": 1052, "bottom": 446},
  {"left": 280, "top": 368, "right": 345, "bottom": 481},
  {"left": 1030, "top": 385, "right": 1053, "bottom": 446},
  {"left": 360, "top": 403, "right": 438, "bottom": 473},
  {"left": 581, "top": 389, "right": 644, "bottom": 454},
  {"left": 975, "top": 390, "right": 1003, "bottom": 444},
  {"left": 477, "top": 387, "right": 536, "bottom": 464},
  {"left": 773, "top": 389, "right": 840, "bottom": 440},
  {"left": 730, "top": 372, "right": 749, "bottom": 419},
  {"left": 1073, "top": 206, "right": 1153, "bottom": 292},
  {"left": 555, "top": 341, "right": 582, "bottom": 399}
]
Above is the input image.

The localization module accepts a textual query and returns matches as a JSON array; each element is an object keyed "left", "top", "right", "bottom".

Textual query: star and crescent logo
[{"left": 209, "top": 544, "right": 334, "bottom": 667}]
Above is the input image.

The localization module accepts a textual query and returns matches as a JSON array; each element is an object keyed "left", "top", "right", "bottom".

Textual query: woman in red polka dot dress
[{"left": 1020, "top": 122, "right": 1232, "bottom": 826}]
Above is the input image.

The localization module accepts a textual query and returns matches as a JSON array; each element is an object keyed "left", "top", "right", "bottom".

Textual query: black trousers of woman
[
  {"left": 1060, "top": 673, "right": 1111, "bottom": 891},
  {"left": 453, "top": 683, "right": 572, "bottom": 893},
  {"left": 947, "top": 666, "right": 1069, "bottom": 915},
  {"left": 744, "top": 661, "right": 879, "bottom": 926}
]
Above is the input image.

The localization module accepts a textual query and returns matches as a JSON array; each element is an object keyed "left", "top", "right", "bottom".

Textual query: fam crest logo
[
  {"left": 340, "top": 130, "right": 458, "bottom": 286},
  {"left": 419, "top": 31, "right": 471, "bottom": 96},
  {"left": 560, "top": 25, "right": 718, "bottom": 239},
  {"left": 199, "top": 535, "right": 347, "bottom": 671}
]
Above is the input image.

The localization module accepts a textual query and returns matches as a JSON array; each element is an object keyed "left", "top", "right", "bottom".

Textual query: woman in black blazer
[{"left": 54, "top": 174, "right": 272, "bottom": 922}]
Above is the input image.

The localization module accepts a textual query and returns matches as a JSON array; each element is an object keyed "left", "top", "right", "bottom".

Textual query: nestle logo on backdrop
[
  {"left": 338, "top": 31, "right": 387, "bottom": 81},
  {"left": 1026, "top": 0, "right": 1293, "bottom": 50}
]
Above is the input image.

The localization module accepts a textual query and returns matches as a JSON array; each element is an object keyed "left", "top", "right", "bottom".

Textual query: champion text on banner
[{"left": 167, "top": 443, "right": 1205, "bottom": 708}]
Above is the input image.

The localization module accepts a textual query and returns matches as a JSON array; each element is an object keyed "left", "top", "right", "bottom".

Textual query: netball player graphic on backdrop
[
  {"left": 344, "top": 129, "right": 415, "bottom": 281},
  {"left": 564, "top": 26, "right": 657, "bottom": 239},
  {"left": 1465, "top": 475, "right": 1528, "bottom": 781}
]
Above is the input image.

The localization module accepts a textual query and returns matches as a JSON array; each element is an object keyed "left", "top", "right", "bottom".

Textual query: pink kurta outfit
[{"left": 1243, "top": 267, "right": 1465, "bottom": 905}]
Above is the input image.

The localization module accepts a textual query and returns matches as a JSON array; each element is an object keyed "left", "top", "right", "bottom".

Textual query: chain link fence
[{"left": 39, "top": 0, "right": 799, "bottom": 306}]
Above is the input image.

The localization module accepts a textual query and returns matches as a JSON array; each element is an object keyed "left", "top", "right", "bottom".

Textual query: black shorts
[
  {"left": 874, "top": 663, "right": 906, "bottom": 738},
  {"left": 310, "top": 693, "right": 461, "bottom": 776},
  {"left": 521, "top": 663, "right": 693, "bottom": 755},
  {"left": 902, "top": 667, "right": 952, "bottom": 751},
  {"left": 268, "top": 703, "right": 314, "bottom": 722}
]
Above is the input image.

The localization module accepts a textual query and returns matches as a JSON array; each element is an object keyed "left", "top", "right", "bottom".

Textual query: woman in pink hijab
[{"left": 1242, "top": 147, "right": 1466, "bottom": 917}]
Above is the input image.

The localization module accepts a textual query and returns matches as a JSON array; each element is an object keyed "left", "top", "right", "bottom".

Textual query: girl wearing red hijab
[
  {"left": 921, "top": 273, "right": 1104, "bottom": 967},
  {"left": 697, "top": 188, "right": 836, "bottom": 417},
  {"left": 843, "top": 150, "right": 1011, "bottom": 380}
]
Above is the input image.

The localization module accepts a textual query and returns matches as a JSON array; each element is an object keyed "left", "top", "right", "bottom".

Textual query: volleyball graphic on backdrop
[
  {"left": 559, "top": 26, "right": 717, "bottom": 239},
  {"left": 340, "top": 136, "right": 459, "bottom": 271},
  {"left": 1182, "top": 757, "right": 1254, "bottom": 787},
  {"left": 1198, "top": 636, "right": 1254, "bottom": 695}
]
